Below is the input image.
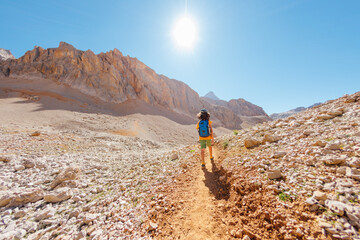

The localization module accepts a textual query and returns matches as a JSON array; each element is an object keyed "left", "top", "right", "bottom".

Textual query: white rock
[
  {"left": 313, "top": 191, "right": 327, "bottom": 201},
  {"left": 325, "top": 200, "right": 347, "bottom": 216},
  {"left": 14, "top": 165, "right": 25, "bottom": 171},
  {"left": 322, "top": 156, "right": 346, "bottom": 165},
  {"left": 325, "top": 143, "right": 341, "bottom": 150},
  {"left": 148, "top": 221, "right": 158, "bottom": 231},
  {"left": 348, "top": 157, "right": 360, "bottom": 168}
]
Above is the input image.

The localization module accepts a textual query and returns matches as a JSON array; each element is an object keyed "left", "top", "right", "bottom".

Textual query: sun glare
[{"left": 172, "top": 15, "right": 197, "bottom": 49}]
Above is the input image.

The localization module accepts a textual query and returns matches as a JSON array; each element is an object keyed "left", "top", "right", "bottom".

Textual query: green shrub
[
  {"left": 278, "top": 192, "right": 291, "bottom": 201},
  {"left": 223, "top": 141, "right": 229, "bottom": 149},
  {"left": 233, "top": 130, "right": 238, "bottom": 135}
]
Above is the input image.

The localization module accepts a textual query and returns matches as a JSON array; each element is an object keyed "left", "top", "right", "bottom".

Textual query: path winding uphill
[
  {"left": 149, "top": 147, "right": 230, "bottom": 240},
  {"left": 147, "top": 92, "right": 360, "bottom": 240},
  {"left": 148, "top": 146, "right": 324, "bottom": 240}
]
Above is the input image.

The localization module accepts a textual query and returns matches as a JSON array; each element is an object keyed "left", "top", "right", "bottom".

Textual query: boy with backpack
[{"left": 196, "top": 109, "right": 214, "bottom": 168}]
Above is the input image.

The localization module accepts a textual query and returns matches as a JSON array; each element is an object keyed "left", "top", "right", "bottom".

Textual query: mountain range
[
  {"left": 0, "top": 42, "right": 270, "bottom": 129},
  {"left": 270, "top": 102, "right": 322, "bottom": 120}
]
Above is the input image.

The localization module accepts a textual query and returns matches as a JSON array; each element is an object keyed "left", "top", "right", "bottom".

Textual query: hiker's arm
[{"left": 210, "top": 126, "right": 215, "bottom": 143}]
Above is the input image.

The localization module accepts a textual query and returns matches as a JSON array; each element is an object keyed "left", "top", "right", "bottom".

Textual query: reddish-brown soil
[{"left": 147, "top": 145, "right": 330, "bottom": 240}]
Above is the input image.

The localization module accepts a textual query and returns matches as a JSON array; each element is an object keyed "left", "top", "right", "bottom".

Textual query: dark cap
[{"left": 201, "top": 108, "right": 207, "bottom": 113}]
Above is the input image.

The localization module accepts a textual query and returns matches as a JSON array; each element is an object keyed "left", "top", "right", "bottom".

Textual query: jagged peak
[
  {"left": 0, "top": 48, "right": 15, "bottom": 60},
  {"left": 58, "top": 41, "right": 76, "bottom": 50},
  {"left": 204, "top": 91, "right": 220, "bottom": 101}
]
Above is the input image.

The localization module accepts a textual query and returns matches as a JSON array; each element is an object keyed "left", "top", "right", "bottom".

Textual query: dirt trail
[{"left": 153, "top": 147, "right": 230, "bottom": 240}]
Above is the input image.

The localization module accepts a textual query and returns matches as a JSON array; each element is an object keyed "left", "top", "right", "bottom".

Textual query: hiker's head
[{"left": 197, "top": 109, "right": 210, "bottom": 120}]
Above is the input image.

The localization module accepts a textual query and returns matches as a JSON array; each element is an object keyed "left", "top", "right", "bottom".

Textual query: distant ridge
[{"left": 270, "top": 102, "right": 322, "bottom": 120}]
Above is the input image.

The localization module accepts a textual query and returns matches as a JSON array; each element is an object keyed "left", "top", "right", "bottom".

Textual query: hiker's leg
[
  {"left": 209, "top": 146, "right": 213, "bottom": 158},
  {"left": 201, "top": 149, "right": 205, "bottom": 164},
  {"left": 200, "top": 140, "right": 206, "bottom": 164},
  {"left": 207, "top": 140, "right": 213, "bottom": 159}
]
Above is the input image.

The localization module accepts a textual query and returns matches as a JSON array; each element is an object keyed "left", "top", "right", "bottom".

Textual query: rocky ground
[
  {"left": 148, "top": 92, "right": 360, "bottom": 240},
  {"left": 1, "top": 91, "right": 359, "bottom": 240},
  {"left": 0, "top": 96, "right": 212, "bottom": 240}
]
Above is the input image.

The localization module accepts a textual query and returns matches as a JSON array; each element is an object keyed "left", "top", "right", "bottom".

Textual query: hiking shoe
[
  {"left": 210, "top": 156, "right": 214, "bottom": 161},
  {"left": 201, "top": 163, "right": 205, "bottom": 168}
]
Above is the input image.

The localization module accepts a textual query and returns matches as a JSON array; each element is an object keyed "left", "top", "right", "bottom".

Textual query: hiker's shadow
[{"left": 202, "top": 158, "right": 230, "bottom": 200}]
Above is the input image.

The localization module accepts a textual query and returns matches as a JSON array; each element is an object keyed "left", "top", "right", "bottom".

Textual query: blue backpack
[{"left": 198, "top": 120, "right": 210, "bottom": 137}]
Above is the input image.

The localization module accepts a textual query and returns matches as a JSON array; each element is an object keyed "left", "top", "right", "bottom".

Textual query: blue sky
[{"left": 1, "top": 0, "right": 359, "bottom": 114}]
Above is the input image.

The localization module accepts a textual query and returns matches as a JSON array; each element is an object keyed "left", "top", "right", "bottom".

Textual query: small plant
[
  {"left": 190, "top": 149, "right": 195, "bottom": 153},
  {"left": 223, "top": 141, "right": 229, "bottom": 149},
  {"left": 325, "top": 138, "right": 334, "bottom": 142},
  {"left": 278, "top": 192, "right": 291, "bottom": 201},
  {"left": 233, "top": 130, "right": 238, "bottom": 135}
]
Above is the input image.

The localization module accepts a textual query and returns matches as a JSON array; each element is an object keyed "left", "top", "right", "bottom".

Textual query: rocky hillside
[
  {"left": 147, "top": 91, "right": 360, "bottom": 240},
  {"left": 0, "top": 49, "right": 15, "bottom": 61},
  {"left": 0, "top": 42, "right": 263, "bottom": 129},
  {"left": 215, "top": 91, "right": 360, "bottom": 239}
]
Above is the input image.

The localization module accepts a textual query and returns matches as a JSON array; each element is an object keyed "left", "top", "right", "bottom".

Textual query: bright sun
[{"left": 172, "top": 16, "right": 197, "bottom": 49}]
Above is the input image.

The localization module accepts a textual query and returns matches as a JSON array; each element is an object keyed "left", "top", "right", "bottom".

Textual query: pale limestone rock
[
  {"left": 244, "top": 138, "right": 260, "bottom": 148},
  {"left": 0, "top": 156, "right": 13, "bottom": 163},
  {"left": 14, "top": 210, "right": 27, "bottom": 219},
  {"left": 336, "top": 166, "right": 347, "bottom": 175},
  {"left": 14, "top": 165, "right": 25, "bottom": 171},
  {"left": 346, "top": 168, "right": 360, "bottom": 181},
  {"left": 267, "top": 169, "right": 282, "bottom": 179},
  {"left": 7, "top": 188, "right": 44, "bottom": 207},
  {"left": 317, "top": 114, "right": 334, "bottom": 120},
  {"left": 50, "top": 167, "right": 80, "bottom": 189},
  {"left": 313, "top": 140, "right": 326, "bottom": 147},
  {"left": 313, "top": 191, "right": 327, "bottom": 201},
  {"left": 171, "top": 154, "right": 178, "bottom": 160},
  {"left": 261, "top": 134, "right": 280, "bottom": 144},
  {"left": 148, "top": 221, "right": 158, "bottom": 231},
  {"left": 272, "top": 152, "right": 286, "bottom": 158},
  {"left": 328, "top": 109, "right": 344, "bottom": 117},
  {"left": 0, "top": 191, "right": 12, "bottom": 207},
  {"left": 81, "top": 213, "right": 98, "bottom": 225},
  {"left": 44, "top": 187, "right": 73, "bottom": 203},
  {"left": 242, "top": 235, "right": 251, "bottom": 240},
  {"left": 35, "top": 207, "right": 55, "bottom": 221},
  {"left": 325, "top": 200, "right": 347, "bottom": 216},
  {"left": 348, "top": 157, "right": 360, "bottom": 168},
  {"left": 322, "top": 156, "right": 346, "bottom": 165},
  {"left": 23, "top": 159, "right": 35, "bottom": 168},
  {"left": 325, "top": 143, "right": 341, "bottom": 150}
]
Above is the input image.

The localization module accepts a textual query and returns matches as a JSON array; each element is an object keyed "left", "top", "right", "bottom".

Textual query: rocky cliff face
[
  {"left": 0, "top": 42, "right": 267, "bottom": 129},
  {"left": 202, "top": 93, "right": 271, "bottom": 128},
  {"left": 0, "top": 48, "right": 15, "bottom": 61}
]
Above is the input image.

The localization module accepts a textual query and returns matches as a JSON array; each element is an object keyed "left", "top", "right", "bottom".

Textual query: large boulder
[
  {"left": 44, "top": 187, "right": 73, "bottom": 203},
  {"left": 244, "top": 138, "right": 260, "bottom": 148},
  {"left": 50, "top": 167, "right": 81, "bottom": 189},
  {"left": 0, "top": 188, "right": 44, "bottom": 207}
]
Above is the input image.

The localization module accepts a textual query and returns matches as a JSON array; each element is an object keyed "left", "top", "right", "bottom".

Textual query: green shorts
[{"left": 200, "top": 140, "right": 212, "bottom": 149}]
